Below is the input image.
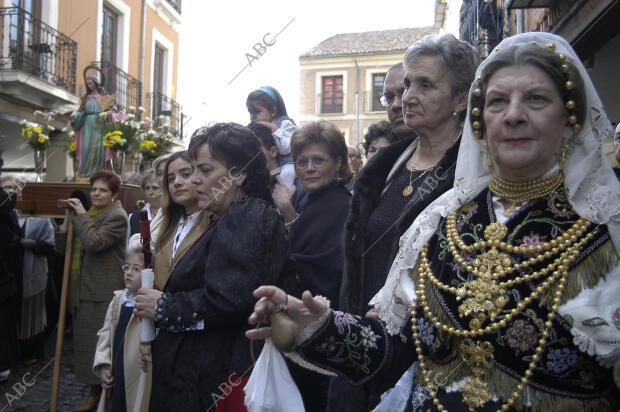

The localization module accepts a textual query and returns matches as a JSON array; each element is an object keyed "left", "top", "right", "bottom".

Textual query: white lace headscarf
[{"left": 371, "top": 32, "right": 620, "bottom": 335}]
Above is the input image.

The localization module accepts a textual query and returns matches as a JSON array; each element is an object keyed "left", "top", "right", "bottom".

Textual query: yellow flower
[
  {"left": 37, "top": 136, "right": 45, "bottom": 143},
  {"left": 69, "top": 141, "right": 76, "bottom": 152},
  {"left": 21, "top": 128, "right": 25, "bottom": 136},
  {"left": 34, "top": 126, "right": 42, "bottom": 134},
  {"left": 27, "top": 130, "right": 32, "bottom": 137}
]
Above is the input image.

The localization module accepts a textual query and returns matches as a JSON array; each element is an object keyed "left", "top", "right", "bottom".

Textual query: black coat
[
  {"left": 288, "top": 183, "right": 351, "bottom": 308},
  {"left": 340, "top": 137, "right": 460, "bottom": 316},
  {"left": 0, "top": 189, "right": 20, "bottom": 302},
  {"left": 150, "top": 196, "right": 296, "bottom": 411}
]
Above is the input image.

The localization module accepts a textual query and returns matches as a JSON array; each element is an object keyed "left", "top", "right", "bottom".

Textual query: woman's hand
[
  {"left": 272, "top": 176, "right": 297, "bottom": 224},
  {"left": 99, "top": 366, "right": 114, "bottom": 389},
  {"left": 20, "top": 238, "right": 36, "bottom": 249},
  {"left": 134, "top": 288, "right": 163, "bottom": 320},
  {"left": 253, "top": 120, "right": 278, "bottom": 132},
  {"left": 246, "top": 287, "right": 328, "bottom": 340},
  {"left": 67, "top": 198, "right": 87, "bottom": 215},
  {"left": 138, "top": 353, "right": 150, "bottom": 373}
]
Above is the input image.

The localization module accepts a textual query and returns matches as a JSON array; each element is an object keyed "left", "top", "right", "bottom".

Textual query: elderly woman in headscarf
[{"left": 247, "top": 32, "right": 620, "bottom": 411}]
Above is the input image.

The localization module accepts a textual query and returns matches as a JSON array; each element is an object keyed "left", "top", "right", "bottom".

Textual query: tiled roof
[{"left": 300, "top": 27, "right": 437, "bottom": 59}]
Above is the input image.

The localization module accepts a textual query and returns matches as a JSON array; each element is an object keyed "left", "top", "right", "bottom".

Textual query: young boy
[{"left": 93, "top": 246, "right": 151, "bottom": 412}]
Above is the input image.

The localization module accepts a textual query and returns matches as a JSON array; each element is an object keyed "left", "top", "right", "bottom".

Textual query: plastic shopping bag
[{"left": 244, "top": 339, "right": 305, "bottom": 412}]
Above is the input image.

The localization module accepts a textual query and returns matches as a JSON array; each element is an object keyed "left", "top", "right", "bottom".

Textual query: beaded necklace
[
  {"left": 410, "top": 208, "right": 598, "bottom": 411},
  {"left": 488, "top": 171, "right": 564, "bottom": 215}
]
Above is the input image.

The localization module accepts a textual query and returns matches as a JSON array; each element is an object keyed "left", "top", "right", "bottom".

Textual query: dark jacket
[
  {"left": 340, "top": 137, "right": 460, "bottom": 315},
  {"left": 288, "top": 183, "right": 351, "bottom": 308},
  {"left": 150, "top": 195, "right": 295, "bottom": 411},
  {"left": 0, "top": 189, "right": 20, "bottom": 302}
]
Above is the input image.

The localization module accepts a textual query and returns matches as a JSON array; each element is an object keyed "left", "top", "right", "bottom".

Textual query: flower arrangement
[
  {"left": 103, "top": 130, "right": 128, "bottom": 150},
  {"left": 20, "top": 110, "right": 56, "bottom": 150},
  {"left": 67, "top": 140, "right": 77, "bottom": 159},
  {"left": 139, "top": 140, "right": 158, "bottom": 160},
  {"left": 136, "top": 115, "right": 174, "bottom": 161},
  {"left": 99, "top": 106, "right": 146, "bottom": 151}
]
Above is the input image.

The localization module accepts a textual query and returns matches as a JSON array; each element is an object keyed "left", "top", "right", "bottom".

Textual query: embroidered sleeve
[{"left": 295, "top": 310, "right": 392, "bottom": 385}]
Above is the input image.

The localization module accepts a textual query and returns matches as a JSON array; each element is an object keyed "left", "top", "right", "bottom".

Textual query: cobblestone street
[{"left": 0, "top": 331, "right": 88, "bottom": 412}]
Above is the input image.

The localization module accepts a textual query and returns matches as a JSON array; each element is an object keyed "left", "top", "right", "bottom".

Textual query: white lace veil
[{"left": 371, "top": 32, "right": 620, "bottom": 335}]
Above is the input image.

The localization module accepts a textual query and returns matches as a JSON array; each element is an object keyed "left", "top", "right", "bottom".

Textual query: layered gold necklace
[
  {"left": 411, "top": 211, "right": 597, "bottom": 411},
  {"left": 489, "top": 170, "right": 564, "bottom": 215}
]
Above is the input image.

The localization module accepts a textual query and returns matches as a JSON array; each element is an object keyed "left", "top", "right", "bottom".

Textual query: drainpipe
[
  {"left": 516, "top": 9, "right": 524, "bottom": 34},
  {"left": 354, "top": 55, "right": 359, "bottom": 145},
  {"left": 139, "top": 0, "right": 146, "bottom": 106}
]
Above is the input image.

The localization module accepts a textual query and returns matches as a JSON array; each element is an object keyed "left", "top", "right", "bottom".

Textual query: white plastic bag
[{"left": 244, "top": 339, "right": 305, "bottom": 412}]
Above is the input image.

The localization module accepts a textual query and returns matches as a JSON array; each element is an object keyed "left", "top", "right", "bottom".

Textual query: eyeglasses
[
  {"left": 295, "top": 156, "right": 331, "bottom": 169},
  {"left": 379, "top": 88, "right": 405, "bottom": 107},
  {"left": 121, "top": 264, "right": 144, "bottom": 274}
]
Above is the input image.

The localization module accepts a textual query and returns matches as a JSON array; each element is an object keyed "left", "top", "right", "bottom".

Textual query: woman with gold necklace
[{"left": 246, "top": 32, "right": 620, "bottom": 411}]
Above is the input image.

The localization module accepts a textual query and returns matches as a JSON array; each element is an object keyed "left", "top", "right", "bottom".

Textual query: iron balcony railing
[
  {"left": 165, "top": 0, "right": 182, "bottom": 14},
  {"left": 0, "top": 6, "right": 77, "bottom": 94},
  {"left": 459, "top": 0, "right": 503, "bottom": 58},
  {"left": 92, "top": 60, "right": 142, "bottom": 111},
  {"left": 148, "top": 92, "right": 183, "bottom": 138}
]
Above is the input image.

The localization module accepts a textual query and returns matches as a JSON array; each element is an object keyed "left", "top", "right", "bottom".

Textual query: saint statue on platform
[{"left": 72, "top": 66, "right": 116, "bottom": 180}]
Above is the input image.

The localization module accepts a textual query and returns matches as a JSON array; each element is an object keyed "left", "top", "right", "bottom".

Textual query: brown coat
[
  {"left": 153, "top": 211, "right": 211, "bottom": 290},
  {"left": 55, "top": 200, "right": 127, "bottom": 302}
]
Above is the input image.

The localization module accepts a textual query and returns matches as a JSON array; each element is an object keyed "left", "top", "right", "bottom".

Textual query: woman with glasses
[
  {"left": 273, "top": 120, "right": 352, "bottom": 411},
  {"left": 335, "top": 33, "right": 480, "bottom": 411},
  {"left": 54, "top": 170, "right": 128, "bottom": 411}
]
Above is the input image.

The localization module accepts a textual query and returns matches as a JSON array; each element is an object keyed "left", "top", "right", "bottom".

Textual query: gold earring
[
  {"left": 560, "top": 137, "right": 570, "bottom": 165},
  {"left": 486, "top": 144, "right": 493, "bottom": 169}
]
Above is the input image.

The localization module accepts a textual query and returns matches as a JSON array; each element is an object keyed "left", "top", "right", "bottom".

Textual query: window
[
  {"left": 152, "top": 44, "right": 165, "bottom": 116},
  {"left": 371, "top": 73, "right": 386, "bottom": 112},
  {"left": 321, "top": 75, "right": 343, "bottom": 114},
  {"left": 101, "top": 6, "right": 117, "bottom": 65}
]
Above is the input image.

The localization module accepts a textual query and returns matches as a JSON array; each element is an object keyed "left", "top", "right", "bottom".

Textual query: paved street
[{"left": 0, "top": 331, "right": 89, "bottom": 412}]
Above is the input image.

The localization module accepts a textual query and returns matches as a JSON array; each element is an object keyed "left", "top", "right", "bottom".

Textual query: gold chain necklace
[
  {"left": 402, "top": 150, "right": 439, "bottom": 197},
  {"left": 489, "top": 171, "right": 564, "bottom": 215},
  {"left": 410, "top": 216, "right": 596, "bottom": 410}
]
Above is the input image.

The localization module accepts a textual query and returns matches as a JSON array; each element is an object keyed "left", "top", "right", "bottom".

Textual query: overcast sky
[{"left": 176, "top": 0, "right": 436, "bottom": 140}]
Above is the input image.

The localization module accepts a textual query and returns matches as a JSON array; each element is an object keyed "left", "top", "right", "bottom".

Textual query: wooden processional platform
[{"left": 15, "top": 182, "right": 144, "bottom": 217}]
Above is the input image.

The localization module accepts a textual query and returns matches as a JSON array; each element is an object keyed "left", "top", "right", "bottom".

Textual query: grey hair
[
  {"left": 404, "top": 33, "right": 480, "bottom": 99},
  {"left": 140, "top": 169, "right": 158, "bottom": 191},
  {"left": 387, "top": 61, "right": 403, "bottom": 74}
]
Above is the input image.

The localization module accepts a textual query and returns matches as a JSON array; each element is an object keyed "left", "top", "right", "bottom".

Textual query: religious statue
[{"left": 72, "top": 65, "right": 116, "bottom": 180}]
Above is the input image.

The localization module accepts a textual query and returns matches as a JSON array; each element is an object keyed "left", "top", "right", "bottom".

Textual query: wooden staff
[{"left": 50, "top": 218, "right": 73, "bottom": 412}]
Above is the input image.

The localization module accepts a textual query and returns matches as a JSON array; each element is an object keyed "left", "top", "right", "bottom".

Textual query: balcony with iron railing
[
  {"left": 92, "top": 60, "right": 142, "bottom": 111},
  {"left": 152, "top": 0, "right": 181, "bottom": 26},
  {"left": 0, "top": 6, "right": 78, "bottom": 109},
  {"left": 459, "top": 0, "right": 503, "bottom": 57},
  {"left": 165, "top": 0, "right": 182, "bottom": 14},
  {"left": 148, "top": 92, "right": 183, "bottom": 138}
]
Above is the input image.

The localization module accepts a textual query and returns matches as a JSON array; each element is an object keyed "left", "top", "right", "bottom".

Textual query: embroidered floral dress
[{"left": 296, "top": 187, "right": 620, "bottom": 411}]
